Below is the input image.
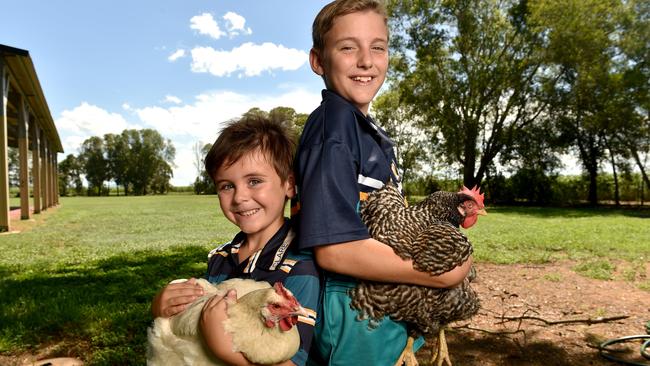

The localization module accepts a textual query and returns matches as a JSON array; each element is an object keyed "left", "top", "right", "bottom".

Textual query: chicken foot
[
  {"left": 393, "top": 336, "right": 419, "bottom": 366},
  {"left": 430, "top": 327, "right": 452, "bottom": 366}
]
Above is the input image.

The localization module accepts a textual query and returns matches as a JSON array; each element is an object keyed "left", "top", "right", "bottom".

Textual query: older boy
[
  {"left": 292, "top": 1, "right": 473, "bottom": 365},
  {"left": 152, "top": 115, "right": 319, "bottom": 366}
]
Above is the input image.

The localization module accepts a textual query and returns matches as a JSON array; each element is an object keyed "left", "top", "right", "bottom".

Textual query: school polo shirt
[
  {"left": 293, "top": 89, "right": 401, "bottom": 249},
  {"left": 206, "top": 219, "right": 319, "bottom": 366},
  {"left": 293, "top": 90, "right": 423, "bottom": 366}
]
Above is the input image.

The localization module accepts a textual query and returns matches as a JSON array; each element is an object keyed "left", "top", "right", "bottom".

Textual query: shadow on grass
[
  {"left": 487, "top": 205, "right": 650, "bottom": 219},
  {"left": 0, "top": 245, "right": 209, "bottom": 366}
]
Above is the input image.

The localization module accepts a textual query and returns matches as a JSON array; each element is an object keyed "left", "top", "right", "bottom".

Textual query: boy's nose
[
  {"left": 357, "top": 48, "right": 373, "bottom": 69},
  {"left": 233, "top": 188, "right": 250, "bottom": 203}
]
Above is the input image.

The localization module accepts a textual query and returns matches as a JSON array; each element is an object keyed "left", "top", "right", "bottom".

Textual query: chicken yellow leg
[
  {"left": 393, "top": 336, "right": 419, "bottom": 366},
  {"left": 430, "top": 327, "right": 452, "bottom": 366}
]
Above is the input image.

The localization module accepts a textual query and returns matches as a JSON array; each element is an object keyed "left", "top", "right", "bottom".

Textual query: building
[{"left": 0, "top": 44, "right": 63, "bottom": 232}]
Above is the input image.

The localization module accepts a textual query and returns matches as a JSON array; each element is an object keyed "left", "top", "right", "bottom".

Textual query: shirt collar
[
  {"left": 321, "top": 89, "right": 395, "bottom": 155},
  {"left": 227, "top": 219, "right": 294, "bottom": 273}
]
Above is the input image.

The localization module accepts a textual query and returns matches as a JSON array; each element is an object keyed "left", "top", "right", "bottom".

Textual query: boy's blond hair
[{"left": 312, "top": 0, "right": 388, "bottom": 52}]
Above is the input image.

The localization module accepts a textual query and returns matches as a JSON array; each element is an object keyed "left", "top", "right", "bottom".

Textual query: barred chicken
[
  {"left": 147, "top": 278, "right": 307, "bottom": 366},
  {"left": 349, "top": 184, "right": 486, "bottom": 366}
]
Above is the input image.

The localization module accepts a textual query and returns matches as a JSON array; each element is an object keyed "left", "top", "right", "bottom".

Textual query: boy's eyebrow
[
  {"left": 334, "top": 36, "right": 388, "bottom": 44},
  {"left": 215, "top": 172, "right": 269, "bottom": 183}
]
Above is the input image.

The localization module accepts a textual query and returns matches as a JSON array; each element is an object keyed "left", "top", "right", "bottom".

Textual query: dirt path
[{"left": 416, "top": 262, "right": 650, "bottom": 366}]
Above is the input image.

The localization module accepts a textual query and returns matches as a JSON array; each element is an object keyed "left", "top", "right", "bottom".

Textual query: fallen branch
[
  {"left": 454, "top": 324, "right": 526, "bottom": 337},
  {"left": 495, "top": 314, "right": 629, "bottom": 326}
]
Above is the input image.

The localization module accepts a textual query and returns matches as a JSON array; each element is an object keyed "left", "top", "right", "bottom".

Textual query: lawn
[{"left": 0, "top": 195, "right": 648, "bottom": 365}]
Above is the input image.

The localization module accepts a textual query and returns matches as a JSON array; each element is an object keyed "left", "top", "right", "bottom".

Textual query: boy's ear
[
  {"left": 284, "top": 173, "right": 296, "bottom": 199},
  {"left": 309, "top": 48, "right": 325, "bottom": 76}
]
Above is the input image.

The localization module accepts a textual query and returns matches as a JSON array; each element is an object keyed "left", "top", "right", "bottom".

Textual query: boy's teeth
[
  {"left": 239, "top": 209, "right": 259, "bottom": 216},
  {"left": 354, "top": 76, "right": 372, "bottom": 82}
]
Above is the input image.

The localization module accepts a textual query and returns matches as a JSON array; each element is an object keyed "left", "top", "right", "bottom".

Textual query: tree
[
  {"left": 372, "top": 89, "right": 427, "bottom": 184},
  {"left": 385, "top": 0, "right": 554, "bottom": 188},
  {"left": 104, "top": 133, "right": 130, "bottom": 195},
  {"left": 529, "top": 0, "right": 637, "bottom": 205},
  {"left": 79, "top": 136, "right": 108, "bottom": 195},
  {"left": 193, "top": 143, "right": 215, "bottom": 195},
  {"left": 123, "top": 129, "right": 175, "bottom": 195},
  {"left": 7, "top": 148, "right": 19, "bottom": 188},
  {"left": 58, "top": 154, "right": 83, "bottom": 196}
]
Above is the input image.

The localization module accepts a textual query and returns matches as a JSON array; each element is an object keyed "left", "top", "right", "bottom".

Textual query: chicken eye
[{"left": 272, "top": 304, "right": 281, "bottom": 310}]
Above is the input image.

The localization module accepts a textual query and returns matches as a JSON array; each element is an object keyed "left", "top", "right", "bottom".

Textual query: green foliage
[
  {"left": 384, "top": 0, "right": 553, "bottom": 188},
  {"left": 58, "top": 154, "right": 84, "bottom": 196},
  {"left": 79, "top": 136, "right": 108, "bottom": 196},
  {"left": 73, "top": 129, "right": 176, "bottom": 196},
  {"left": 378, "top": 0, "right": 648, "bottom": 205}
]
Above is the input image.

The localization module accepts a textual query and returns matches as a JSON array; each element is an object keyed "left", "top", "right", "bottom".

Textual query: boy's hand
[
  {"left": 151, "top": 278, "right": 205, "bottom": 318},
  {"left": 200, "top": 290, "right": 249, "bottom": 364}
]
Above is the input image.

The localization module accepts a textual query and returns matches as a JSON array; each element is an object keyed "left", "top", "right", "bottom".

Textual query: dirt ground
[
  {"left": 2, "top": 262, "right": 648, "bottom": 366},
  {"left": 415, "top": 262, "right": 650, "bottom": 366}
]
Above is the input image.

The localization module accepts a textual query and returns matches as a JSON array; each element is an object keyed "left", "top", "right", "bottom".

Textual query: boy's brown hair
[
  {"left": 205, "top": 114, "right": 296, "bottom": 184},
  {"left": 312, "top": 0, "right": 388, "bottom": 52}
]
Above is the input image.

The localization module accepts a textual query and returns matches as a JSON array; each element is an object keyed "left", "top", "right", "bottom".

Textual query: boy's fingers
[
  {"left": 168, "top": 294, "right": 200, "bottom": 306},
  {"left": 167, "top": 284, "right": 204, "bottom": 297},
  {"left": 202, "top": 293, "right": 226, "bottom": 312},
  {"left": 164, "top": 303, "right": 188, "bottom": 317}
]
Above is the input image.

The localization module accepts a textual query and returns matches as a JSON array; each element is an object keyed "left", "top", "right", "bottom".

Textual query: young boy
[
  {"left": 292, "top": 1, "right": 473, "bottom": 365},
  {"left": 152, "top": 115, "right": 319, "bottom": 366}
]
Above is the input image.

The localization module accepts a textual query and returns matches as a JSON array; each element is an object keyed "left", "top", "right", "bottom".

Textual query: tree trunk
[
  {"left": 629, "top": 145, "right": 650, "bottom": 192},
  {"left": 604, "top": 136, "right": 620, "bottom": 206}
]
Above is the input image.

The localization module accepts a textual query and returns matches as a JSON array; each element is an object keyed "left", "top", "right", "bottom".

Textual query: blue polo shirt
[
  {"left": 292, "top": 90, "right": 422, "bottom": 366},
  {"left": 206, "top": 219, "right": 319, "bottom": 366}
]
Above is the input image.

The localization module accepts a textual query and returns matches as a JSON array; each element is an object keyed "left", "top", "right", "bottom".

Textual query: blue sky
[{"left": 2, "top": 0, "right": 332, "bottom": 185}]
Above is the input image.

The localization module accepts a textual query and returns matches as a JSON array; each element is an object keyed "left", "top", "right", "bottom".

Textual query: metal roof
[{"left": 1, "top": 44, "right": 63, "bottom": 152}]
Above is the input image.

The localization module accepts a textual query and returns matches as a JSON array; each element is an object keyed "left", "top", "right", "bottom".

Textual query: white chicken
[{"left": 147, "top": 278, "right": 307, "bottom": 366}]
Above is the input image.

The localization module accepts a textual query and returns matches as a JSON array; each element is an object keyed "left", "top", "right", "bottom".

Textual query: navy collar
[
  {"left": 227, "top": 219, "right": 295, "bottom": 273},
  {"left": 321, "top": 89, "right": 395, "bottom": 152}
]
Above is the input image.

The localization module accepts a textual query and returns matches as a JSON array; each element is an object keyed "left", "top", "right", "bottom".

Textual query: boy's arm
[
  {"left": 314, "top": 238, "right": 472, "bottom": 288},
  {"left": 151, "top": 278, "right": 204, "bottom": 318},
  {"left": 200, "top": 291, "right": 297, "bottom": 366}
]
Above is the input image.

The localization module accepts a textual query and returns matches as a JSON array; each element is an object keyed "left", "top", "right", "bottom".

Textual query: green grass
[
  {"left": 0, "top": 197, "right": 648, "bottom": 364},
  {"left": 466, "top": 206, "right": 650, "bottom": 264},
  {"left": 0, "top": 195, "right": 237, "bottom": 365}
]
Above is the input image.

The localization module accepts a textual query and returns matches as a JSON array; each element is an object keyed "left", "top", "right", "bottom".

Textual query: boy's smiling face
[
  {"left": 310, "top": 10, "right": 389, "bottom": 115},
  {"left": 214, "top": 149, "right": 294, "bottom": 248}
]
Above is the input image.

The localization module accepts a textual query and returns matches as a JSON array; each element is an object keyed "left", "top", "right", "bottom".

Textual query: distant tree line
[
  {"left": 58, "top": 129, "right": 175, "bottom": 196},
  {"left": 376, "top": 0, "right": 649, "bottom": 206}
]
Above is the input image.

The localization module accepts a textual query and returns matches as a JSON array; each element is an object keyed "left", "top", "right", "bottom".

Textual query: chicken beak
[
  {"left": 477, "top": 208, "right": 487, "bottom": 216},
  {"left": 292, "top": 306, "right": 309, "bottom": 318}
]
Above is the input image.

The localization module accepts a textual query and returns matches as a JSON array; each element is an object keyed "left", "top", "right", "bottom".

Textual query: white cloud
[
  {"left": 190, "top": 42, "right": 308, "bottom": 77},
  {"left": 134, "top": 87, "right": 320, "bottom": 185},
  {"left": 163, "top": 95, "right": 182, "bottom": 104},
  {"left": 168, "top": 49, "right": 186, "bottom": 62},
  {"left": 55, "top": 102, "right": 141, "bottom": 153},
  {"left": 54, "top": 88, "right": 321, "bottom": 186},
  {"left": 190, "top": 13, "right": 225, "bottom": 40},
  {"left": 135, "top": 88, "right": 319, "bottom": 139},
  {"left": 223, "top": 11, "right": 252, "bottom": 36}
]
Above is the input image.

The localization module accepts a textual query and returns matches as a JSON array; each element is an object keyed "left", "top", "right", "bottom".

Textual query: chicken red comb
[
  {"left": 459, "top": 185, "right": 484, "bottom": 208},
  {"left": 273, "top": 282, "right": 299, "bottom": 305}
]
